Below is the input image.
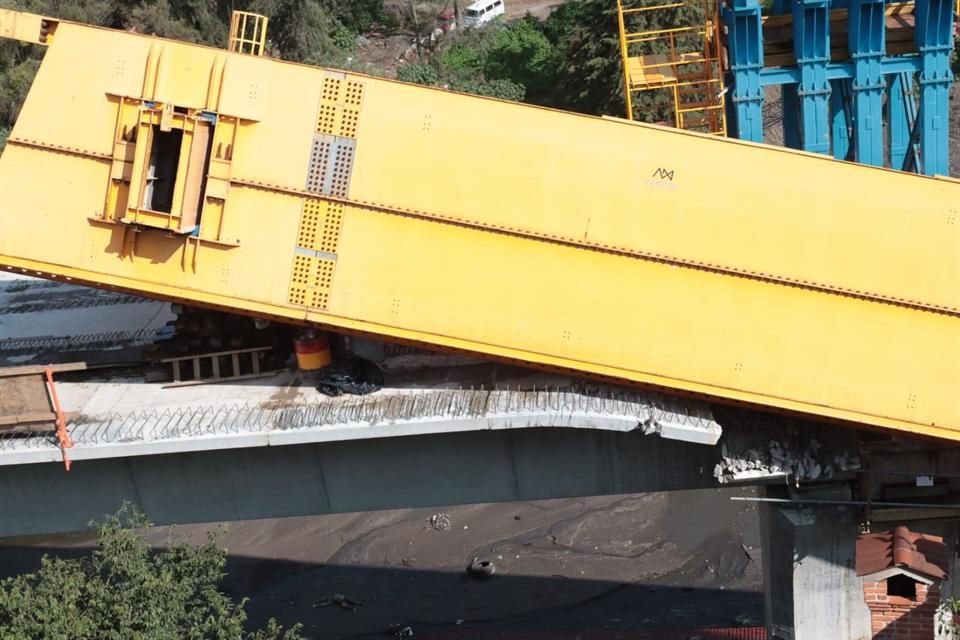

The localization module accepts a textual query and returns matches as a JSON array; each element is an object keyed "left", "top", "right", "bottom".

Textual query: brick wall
[{"left": 863, "top": 579, "right": 939, "bottom": 639}]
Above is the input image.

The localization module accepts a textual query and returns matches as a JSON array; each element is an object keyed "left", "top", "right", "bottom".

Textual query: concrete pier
[{"left": 761, "top": 483, "right": 960, "bottom": 639}]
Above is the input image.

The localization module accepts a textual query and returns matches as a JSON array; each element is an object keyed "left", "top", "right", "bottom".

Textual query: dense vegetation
[
  {"left": 397, "top": 0, "right": 701, "bottom": 117},
  {"left": 0, "top": 0, "right": 658, "bottom": 151},
  {"left": 0, "top": 0, "right": 957, "bottom": 151},
  {"left": 0, "top": 505, "right": 302, "bottom": 639},
  {"left": 0, "top": 0, "right": 392, "bottom": 151},
  {"left": 399, "top": 5, "right": 605, "bottom": 111}
]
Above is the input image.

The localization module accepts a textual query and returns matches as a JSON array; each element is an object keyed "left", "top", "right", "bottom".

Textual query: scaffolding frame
[{"left": 616, "top": 0, "right": 728, "bottom": 136}]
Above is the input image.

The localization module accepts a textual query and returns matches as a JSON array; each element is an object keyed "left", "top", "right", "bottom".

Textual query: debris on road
[
  {"left": 428, "top": 513, "right": 451, "bottom": 530},
  {"left": 315, "top": 355, "right": 384, "bottom": 397},
  {"left": 466, "top": 557, "right": 496, "bottom": 578},
  {"left": 314, "top": 593, "right": 365, "bottom": 612}
]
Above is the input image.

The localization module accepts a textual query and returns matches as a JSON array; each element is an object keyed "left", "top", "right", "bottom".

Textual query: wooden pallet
[
  {"left": 0, "top": 362, "right": 86, "bottom": 433},
  {"left": 0, "top": 362, "right": 84, "bottom": 469}
]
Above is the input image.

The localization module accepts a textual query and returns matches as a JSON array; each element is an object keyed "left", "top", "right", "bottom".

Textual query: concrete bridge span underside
[{"left": 0, "top": 427, "right": 718, "bottom": 538}]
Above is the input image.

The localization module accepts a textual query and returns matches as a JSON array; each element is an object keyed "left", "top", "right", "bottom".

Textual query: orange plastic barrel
[{"left": 294, "top": 333, "right": 332, "bottom": 370}]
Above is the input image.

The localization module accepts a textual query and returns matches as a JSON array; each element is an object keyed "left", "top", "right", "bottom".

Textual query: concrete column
[{"left": 761, "top": 487, "right": 872, "bottom": 639}]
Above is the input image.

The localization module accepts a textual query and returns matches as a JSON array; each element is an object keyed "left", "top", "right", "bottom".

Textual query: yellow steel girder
[{"left": 0, "top": 12, "right": 959, "bottom": 442}]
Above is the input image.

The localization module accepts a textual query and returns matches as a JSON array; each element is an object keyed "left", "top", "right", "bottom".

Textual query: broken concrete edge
[
  {"left": 0, "top": 411, "right": 722, "bottom": 466},
  {"left": 646, "top": 415, "right": 722, "bottom": 445},
  {"left": 712, "top": 434, "right": 862, "bottom": 485}
]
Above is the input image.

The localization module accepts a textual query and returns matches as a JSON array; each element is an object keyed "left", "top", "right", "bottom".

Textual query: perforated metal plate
[
  {"left": 289, "top": 198, "right": 345, "bottom": 310},
  {"left": 305, "top": 136, "right": 331, "bottom": 194},
  {"left": 316, "top": 104, "right": 337, "bottom": 134},
  {"left": 314, "top": 75, "right": 365, "bottom": 137},
  {"left": 328, "top": 141, "right": 354, "bottom": 198},
  {"left": 305, "top": 134, "right": 355, "bottom": 198},
  {"left": 287, "top": 254, "right": 337, "bottom": 310},
  {"left": 311, "top": 259, "right": 335, "bottom": 308},
  {"left": 321, "top": 76, "right": 342, "bottom": 104},
  {"left": 293, "top": 71, "right": 360, "bottom": 308},
  {"left": 297, "top": 199, "right": 344, "bottom": 254}
]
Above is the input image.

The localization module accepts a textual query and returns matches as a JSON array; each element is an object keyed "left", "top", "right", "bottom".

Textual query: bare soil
[
  {"left": 505, "top": 0, "right": 567, "bottom": 19},
  {"left": 352, "top": 0, "right": 568, "bottom": 75}
]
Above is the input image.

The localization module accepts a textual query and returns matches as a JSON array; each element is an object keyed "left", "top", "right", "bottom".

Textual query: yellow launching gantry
[{"left": 0, "top": 10, "right": 958, "bottom": 441}]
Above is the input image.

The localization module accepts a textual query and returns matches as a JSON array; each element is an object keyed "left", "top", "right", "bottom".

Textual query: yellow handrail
[
  {"left": 615, "top": 0, "right": 727, "bottom": 135},
  {"left": 228, "top": 10, "right": 268, "bottom": 56}
]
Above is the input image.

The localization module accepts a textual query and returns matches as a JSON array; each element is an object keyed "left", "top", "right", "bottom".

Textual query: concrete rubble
[{"left": 714, "top": 435, "right": 861, "bottom": 484}]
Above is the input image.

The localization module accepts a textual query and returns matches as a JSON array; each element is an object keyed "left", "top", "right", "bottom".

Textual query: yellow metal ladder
[{"left": 616, "top": 0, "right": 728, "bottom": 136}]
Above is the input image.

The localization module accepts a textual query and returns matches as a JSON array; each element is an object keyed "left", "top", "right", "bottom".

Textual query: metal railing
[{"left": 615, "top": 0, "right": 727, "bottom": 135}]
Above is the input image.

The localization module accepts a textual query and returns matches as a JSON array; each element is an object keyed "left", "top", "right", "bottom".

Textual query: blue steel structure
[{"left": 721, "top": 0, "right": 957, "bottom": 175}]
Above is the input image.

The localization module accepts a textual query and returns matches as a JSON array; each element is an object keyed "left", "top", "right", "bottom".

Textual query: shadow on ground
[{"left": 0, "top": 547, "right": 763, "bottom": 639}]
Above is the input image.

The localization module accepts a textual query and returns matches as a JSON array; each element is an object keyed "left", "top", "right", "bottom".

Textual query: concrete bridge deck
[
  {"left": 1, "top": 380, "right": 722, "bottom": 466},
  {"left": 0, "top": 273, "right": 862, "bottom": 538}
]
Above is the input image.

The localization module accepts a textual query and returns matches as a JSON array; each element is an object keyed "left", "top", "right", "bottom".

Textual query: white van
[{"left": 462, "top": 0, "right": 505, "bottom": 27}]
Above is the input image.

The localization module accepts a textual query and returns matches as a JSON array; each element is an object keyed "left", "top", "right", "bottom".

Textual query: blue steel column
[
  {"left": 887, "top": 73, "right": 911, "bottom": 171},
  {"left": 848, "top": 0, "right": 886, "bottom": 165},
  {"left": 792, "top": 0, "right": 831, "bottom": 154},
  {"left": 914, "top": 0, "right": 955, "bottom": 176},
  {"left": 723, "top": 0, "right": 765, "bottom": 143},
  {"left": 829, "top": 80, "right": 851, "bottom": 160},
  {"left": 783, "top": 85, "right": 802, "bottom": 149}
]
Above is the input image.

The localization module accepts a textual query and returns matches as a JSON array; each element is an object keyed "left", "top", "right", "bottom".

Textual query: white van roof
[{"left": 466, "top": 0, "right": 499, "bottom": 10}]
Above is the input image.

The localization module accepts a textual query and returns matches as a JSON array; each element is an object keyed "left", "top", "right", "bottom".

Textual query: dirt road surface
[
  {"left": 506, "top": 0, "right": 568, "bottom": 19},
  {"left": 0, "top": 487, "right": 763, "bottom": 639}
]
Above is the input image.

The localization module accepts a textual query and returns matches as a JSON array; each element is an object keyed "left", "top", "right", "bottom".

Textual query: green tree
[
  {"left": 439, "top": 33, "right": 488, "bottom": 82},
  {"left": 455, "top": 76, "right": 525, "bottom": 101},
  {"left": 325, "top": 0, "right": 387, "bottom": 33},
  {"left": 541, "top": 0, "right": 702, "bottom": 120},
  {"left": 397, "top": 61, "right": 439, "bottom": 85},
  {"left": 0, "top": 505, "right": 303, "bottom": 640},
  {"left": 0, "top": 0, "right": 393, "bottom": 153},
  {"left": 406, "top": 18, "right": 553, "bottom": 104},
  {"left": 540, "top": 0, "right": 627, "bottom": 116},
  {"left": 245, "top": 0, "right": 344, "bottom": 63},
  {"left": 483, "top": 17, "right": 557, "bottom": 100},
  {"left": 399, "top": 1, "right": 634, "bottom": 113},
  {"left": 127, "top": 0, "right": 211, "bottom": 42},
  {"left": 0, "top": 57, "right": 38, "bottom": 141}
]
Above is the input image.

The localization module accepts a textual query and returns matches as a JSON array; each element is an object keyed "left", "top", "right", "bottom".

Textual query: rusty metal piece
[{"left": 42, "top": 367, "right": 72, "bottom": 471}]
